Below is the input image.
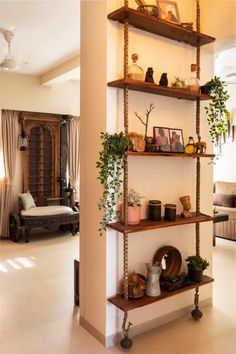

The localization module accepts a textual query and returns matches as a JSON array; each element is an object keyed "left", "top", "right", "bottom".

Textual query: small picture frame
[
  {"left": 153, "top": 127, "right": 171, "bottom": 152},
  {"left": 157, "top": 1, "right": 181, "bottom": 24},
  {"left": 169, "top": 128, "right": 184, "bottom": 153}
]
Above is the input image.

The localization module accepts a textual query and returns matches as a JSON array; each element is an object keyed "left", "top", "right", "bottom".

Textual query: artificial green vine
[
  {"left": 204, "top": 76, "right": 230, "bottom": 145},
  {"left": 96, "top": 132, "right": 130, "bottom": 235}
]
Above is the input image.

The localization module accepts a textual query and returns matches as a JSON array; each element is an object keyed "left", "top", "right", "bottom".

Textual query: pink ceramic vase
[{"left": 128, "top": 206, "right": 141, "bottom": 225}]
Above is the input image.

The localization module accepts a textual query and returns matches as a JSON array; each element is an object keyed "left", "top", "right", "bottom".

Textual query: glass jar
[
  {"left": 128, "top": 53, "right": 144, "bottom": 81},
  {"left": 186, "top": 64, "right": 199, "bottom": 93},
  {"left": 185, "top": 136, "right": 196, "bottom": 154}
]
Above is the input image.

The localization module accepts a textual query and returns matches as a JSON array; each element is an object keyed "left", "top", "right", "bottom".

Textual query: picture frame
[
  {"left": 169, "top": 128, "right": 184, "bottom": 153},
  {"left": 153, "top": 127, "right": 171, "bottom": 152},
  {"left": 157, "top": 1, "right": 181, "bottom": 24}
]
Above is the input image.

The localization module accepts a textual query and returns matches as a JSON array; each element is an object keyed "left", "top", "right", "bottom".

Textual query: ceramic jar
[
  {"left": 164, "top": 204, "right": 176, "bottom": 221},
  {"left": 148, "top": 200, "right": 162, "bottom": 221}
]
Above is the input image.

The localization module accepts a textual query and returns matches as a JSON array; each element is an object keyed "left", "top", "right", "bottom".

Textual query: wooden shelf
[
  {"left": 108, "top": 7, "right": 215, "bottom": 47},
  {"left": 109, "top": 213, "right": 213, "bottom": 234},
  {"left": 125, "top": 151, "right": 215, "bottom": 158},
  {"left": 108, "top": 79, "right": 212, "bottom": 101},
  {"left": 108, "top": 275, "right": 214, "bottom": 312}
]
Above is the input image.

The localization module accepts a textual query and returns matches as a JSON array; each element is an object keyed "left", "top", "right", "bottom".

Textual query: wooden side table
[{"left": 213, "top": 213, "right": 229, "bottom": 246}]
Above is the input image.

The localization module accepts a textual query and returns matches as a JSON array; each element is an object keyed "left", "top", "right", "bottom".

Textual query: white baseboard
[{"left": 80, "top": 298, "right": 212, "bottom": 348}]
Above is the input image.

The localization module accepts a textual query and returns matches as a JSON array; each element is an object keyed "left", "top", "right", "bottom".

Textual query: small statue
[
  {"left": 179, "top": 195, "right": 192, "bottom": 218},
  {"left": 127, "top": 132, "right": 146, "bottom": 152},
  {"left": 145, "top": 67, "right": 155, "bottom": 83},
  {"left": 128, "top": 271, "right": 145, "bottom": 298},
  {"left": 195, "top": 136, "right": 207, "bottom": 154},
  {"left": 159, "top": 73, "right": 168, "bottom": 86}
]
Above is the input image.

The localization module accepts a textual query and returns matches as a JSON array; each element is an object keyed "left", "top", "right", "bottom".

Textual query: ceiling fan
[{"left": 0, "top": 27, "right": 17, "bottom": 70}]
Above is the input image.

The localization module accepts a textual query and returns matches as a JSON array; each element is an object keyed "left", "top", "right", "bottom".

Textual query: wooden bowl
[{"left": 153, "top": 245, "right": 182, "bottom": 278}]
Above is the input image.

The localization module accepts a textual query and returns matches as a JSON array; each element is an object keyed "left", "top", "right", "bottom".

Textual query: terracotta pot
[{"left": 128, "top": 205, "right": 141, "bottom": 225}]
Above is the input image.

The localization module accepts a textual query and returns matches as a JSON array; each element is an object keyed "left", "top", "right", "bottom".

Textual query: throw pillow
[
  {"left": 19, "top": 191, "right": 36, "bottom": 210},
  {"left": 213, "top": 193, "right": 235, "bottom": 208}
]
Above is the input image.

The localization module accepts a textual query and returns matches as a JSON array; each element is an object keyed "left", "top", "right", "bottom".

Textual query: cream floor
[{"left": 0, "top": 233, "right": 236, "bottom": 354}]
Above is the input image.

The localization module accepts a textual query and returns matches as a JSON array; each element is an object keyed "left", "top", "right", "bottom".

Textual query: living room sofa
[{"left": 213, "top": 181, "right": 236, "bottom": 241}]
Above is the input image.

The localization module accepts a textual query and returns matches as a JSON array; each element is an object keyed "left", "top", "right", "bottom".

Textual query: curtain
[
  {"left": 0, "top": 110, "right": 18, "bottom": 238},
  {"left": 67, "top": 117, "right": 80, "bottom": 201}
]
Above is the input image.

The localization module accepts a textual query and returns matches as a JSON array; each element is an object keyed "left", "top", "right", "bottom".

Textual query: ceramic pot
[
  {"left": 128, "top": 205, "right": 141, "bottom": 225},
  {"left": 187, "top": 264, "right": 203, "bottom": 282},
  {"left": 200, "top": 84, "right": 211, "bottom": 95}
]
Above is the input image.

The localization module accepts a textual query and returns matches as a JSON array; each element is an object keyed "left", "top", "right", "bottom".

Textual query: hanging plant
[
  {"left": 96, "top": 132, "right": 130, "bottom": 235},
  {"left": 204, "top": 76, "right": 230, "bottom": 145}
]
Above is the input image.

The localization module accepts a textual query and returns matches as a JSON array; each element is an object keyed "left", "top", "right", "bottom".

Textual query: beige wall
[
  {"left": 80, "top": 0, "right": 215, "bottom": 345},
  {"left": 0, "top": 71, "right": 80, "bottom": 209}
]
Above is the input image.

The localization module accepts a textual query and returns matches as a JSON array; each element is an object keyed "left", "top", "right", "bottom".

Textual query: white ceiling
[{"left": 0, "top": 0, "right": 80, "bottom": 76}]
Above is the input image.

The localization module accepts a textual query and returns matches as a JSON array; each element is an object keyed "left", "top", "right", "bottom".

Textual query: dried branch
[{"left": 134, "top": 103, "right": 155, "bottom": 139}]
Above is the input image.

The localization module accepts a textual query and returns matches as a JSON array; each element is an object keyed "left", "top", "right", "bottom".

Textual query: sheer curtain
[
  {"left": 67, "top": 117, "right": 80, "bottom": 201},
  {"left": 0, "top": 110, "right": 18, "bottom": 238}
]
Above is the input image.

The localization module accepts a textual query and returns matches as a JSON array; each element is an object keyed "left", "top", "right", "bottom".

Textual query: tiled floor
[{"left": 0, "top": 233, "right": 236, "bottom": 354}]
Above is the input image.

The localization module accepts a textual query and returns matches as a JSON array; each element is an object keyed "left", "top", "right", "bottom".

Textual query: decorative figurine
[
  {"left": 145, "top": 67, "right": 155, "bottom": 83},
  {"left": 128, "top": 271, "right": 146, "bottom": 298},
  {"left": 146, "top": 262, "right": 161, "bottom": 297},
  {"left": 159, "top": 72, "right": 168, "bottom": 86},
  {"left": 195, "top": 136, "right": 207, "bottom": 154},
  {"left": 179, "top": 195, "right": 192, "bottom": 218},
  {"left": 127, "top": 132, "right": 146, "bottom": 152}
]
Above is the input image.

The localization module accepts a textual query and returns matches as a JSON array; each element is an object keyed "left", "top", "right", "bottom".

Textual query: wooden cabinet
[{"left": 20, "top": 112, "right": 62, "bottom": 198}]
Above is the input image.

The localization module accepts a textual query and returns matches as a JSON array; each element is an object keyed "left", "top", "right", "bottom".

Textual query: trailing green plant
[
  {"left": 185, "top": 255, "right": 209, "bottom": 271},
  {"left": 96, "top": 132, "right": 130, "bottom": 235},
  {"left": 204, "top": 76, "right": 230, "bottom": 145}
]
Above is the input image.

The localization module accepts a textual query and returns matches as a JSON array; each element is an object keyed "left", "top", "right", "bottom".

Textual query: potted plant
[
  {"left": 185, "top": 255, "right": 209, "bottom": 282},
  {"left": 204, "top": 76, "right": 230, "bottom": 146},
  {"left": 127, "top": 188, "right": 143, "bottom": 225},
  {"left": 96, "top": 132, "right": 130, "bottom": 235}
]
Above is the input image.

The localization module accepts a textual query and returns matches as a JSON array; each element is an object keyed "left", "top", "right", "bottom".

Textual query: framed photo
[
  {"left": 169, "top": 128, "right": 184, "bottom": 153},
  {"left": 153, "top": 127, "right": 171, "bottom": 152},
  {"left": 157, "top": 1, "right": 181, "bottom": 24}
]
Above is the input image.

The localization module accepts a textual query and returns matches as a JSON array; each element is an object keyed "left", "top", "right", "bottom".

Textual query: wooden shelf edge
[
  {"left": 108, "top": 7, "right": 215, "bottom": 47},
  {"left": 125, "top": 151, "right": 215, "bottom": 158},
  {"left": 109, "top": 213, "right": 213, "bottom": 234},
  {"left": 108, "top": 275, "right": 214, "bottom": 312},
  {"left": 108, "top": 79, "right": 212, "bottom": 101}
]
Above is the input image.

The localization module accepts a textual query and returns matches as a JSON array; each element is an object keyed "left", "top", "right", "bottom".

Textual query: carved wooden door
[{"left": 20, "top": 113, "right": 62, "bottom": 198}]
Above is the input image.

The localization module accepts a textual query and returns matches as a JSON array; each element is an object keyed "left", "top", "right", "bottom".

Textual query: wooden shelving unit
[
  {"left": 125, "top": 151, "right": 215, "bottom": 158},
  {"left": 109, "top": 213, "right": 213, "bottom": 234},
  {"left": 107, "top": 2, "right": 215, "bottom": 346},
  {"left": 108, "top": 275, "right": 214, "bottom": 312},
  {"left": 108, "top": 79, "right": 212, "bottom": 101},
  {"left": 108, "top": 7, "right": 215, "bottom": 47}
]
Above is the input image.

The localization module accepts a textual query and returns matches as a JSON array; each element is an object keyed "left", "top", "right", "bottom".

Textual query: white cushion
[
  {"left": 21, "top": 205, "right": 73, "bottom": 217},
  {"left": 19, "top": 191, "right": 36, "bottom": 210},
  {"left": 215, "top": 181, "right": 236, "bottom": 195}
]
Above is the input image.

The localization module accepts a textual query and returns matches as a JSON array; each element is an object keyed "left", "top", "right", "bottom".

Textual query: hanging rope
[
  {"left": 192, "top": 0, "right": 202, "bottom": 320},
  {"left": 123, "top": 2, "right": 129, "bottom": 301}
]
